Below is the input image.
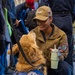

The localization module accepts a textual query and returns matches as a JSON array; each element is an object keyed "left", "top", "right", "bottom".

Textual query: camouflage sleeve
[{"left": 59, "top": 33, "right": 69, "bottom": 60}]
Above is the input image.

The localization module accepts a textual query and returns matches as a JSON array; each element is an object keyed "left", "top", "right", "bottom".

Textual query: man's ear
[{"left": 50, "top": 16, "right": 53, "bottom": 22}]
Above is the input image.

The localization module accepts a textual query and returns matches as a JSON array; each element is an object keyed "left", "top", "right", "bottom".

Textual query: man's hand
[
  {"left": 50, "top": 48, "right": 64, "bottom": 60},
  {"left": 14, "top": 19, "right": 21, "bottom": 26}
]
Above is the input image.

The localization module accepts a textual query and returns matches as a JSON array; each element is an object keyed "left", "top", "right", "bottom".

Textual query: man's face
[{"left": 36, "top": 17, "right": 52, "bottom": 31}]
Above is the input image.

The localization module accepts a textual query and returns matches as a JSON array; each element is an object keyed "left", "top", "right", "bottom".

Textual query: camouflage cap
[{"left": 34, "top": 6, "right": 52, "bottom": 21}]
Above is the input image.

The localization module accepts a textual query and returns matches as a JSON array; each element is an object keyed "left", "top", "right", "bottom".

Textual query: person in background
[
  {"left": 48, "top": 0, "right": 74, "bottom": 67},
  {"left": 0, "top": 3, "right": 11, "bottom": 74},
  {"left": 34, "top": 0, "right": 48, "bottom": 10},
  {"left": 15, "top": 0, "right": 34, "bottom": 35},
  {"left": 34, "top": 0, "right": 39, "bottom": 10},
  {"left": 0, "top": 4, "right": 6, "bottom": 74},
  {"left": 30, "top": 6, "right": 73, "bottom": 75},
  {"left": 2, "top": 0, "right": 19, "bottom": 70},
  {"left": 16, "top": 0, "right": 34, "bottom": 26},
  {"left": 25, "top": 10, "right": 37, "bottom": 31},
  {"left": 8, "top": 0, "right": 34, "bottom": 67},
  {"left": 6, "top": 0, "right": 17, "bottom": 24},
  {"left": 39, "top": 0, "right": 48, "bottom": 6}
]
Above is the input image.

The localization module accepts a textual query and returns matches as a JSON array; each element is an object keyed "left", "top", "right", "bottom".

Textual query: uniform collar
[
  {"left": 33, "top": 23, "right": 61, "bottom": 42},
  {"left": 48, "top": 23, "right": 61, "bottom": 39}
]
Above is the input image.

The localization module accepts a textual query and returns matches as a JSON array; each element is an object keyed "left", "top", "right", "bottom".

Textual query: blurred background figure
[
  {"left": 0, "top": 2, "right": 11, "bottom": 74},
  {"left": 34, "top": 0, "right": 39, "bottom": 10},
  {"left": 38, "top": 0, "right": 48, "bottom": 6},
  {"left": 34, "top": 0, "right": 48, "bottom": 10},
  {"left": 48, "top": 0, "right": 74, "bottom": 67},
  {"left": 25, "top": 10, "right": 37, "bottom": 31},
  {"left": 15, "top": 0, "right": 25, "bottom": 6},
  {"left": 15, "top": 0, "right": 34, "bottom": 35}
]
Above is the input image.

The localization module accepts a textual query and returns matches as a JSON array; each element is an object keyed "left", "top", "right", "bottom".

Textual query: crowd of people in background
[{"left": 0, "top": 0, "right": 75, "bottom": 75}]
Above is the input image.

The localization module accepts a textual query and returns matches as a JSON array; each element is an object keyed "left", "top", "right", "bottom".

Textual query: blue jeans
[
  {"left": 47, "top": 61, "right": 73, "bottom": 75},
  {"left": 53, "top": 13, "right": 73, "bottom": 67},
  {"left": 0, "top": 46, "right": 8, "bottom": 74}
]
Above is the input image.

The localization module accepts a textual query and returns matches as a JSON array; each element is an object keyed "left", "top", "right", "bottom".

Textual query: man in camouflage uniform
[{"left": 30, "top": 6, "right": 73, "bottom": 75}]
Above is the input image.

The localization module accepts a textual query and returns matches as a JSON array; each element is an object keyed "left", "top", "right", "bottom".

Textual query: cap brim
[{"left": 33, "top": 16, "right": 48, "bottom": 21}]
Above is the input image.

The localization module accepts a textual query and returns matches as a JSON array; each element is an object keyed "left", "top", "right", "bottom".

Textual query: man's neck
[{"left": 45, "top": 26, "right": 52, "bottom": 36}]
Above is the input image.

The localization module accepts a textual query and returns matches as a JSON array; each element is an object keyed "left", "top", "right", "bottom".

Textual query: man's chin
[{"left": 40, "top": 28, "right": 44, "bottom": 31}]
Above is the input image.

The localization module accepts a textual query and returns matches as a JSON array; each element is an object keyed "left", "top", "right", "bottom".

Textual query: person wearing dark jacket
[
  {"left": 6, "top": 0, "right": 16, "bottom": 23},
  {"left": 15, "top": 0, "right": 34, "bottom": 36},
  {"left": 10, "top": 0, "right": 34, "bottom": 67},
  {"left": 16, "top": 0, "right": 34, "bottom": 26},
  {"left": 48, "top": 0, "right": 74, "bottom": 67},
  {"left": 0, "top": 4, "right": 11, "bottom": 74}
]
